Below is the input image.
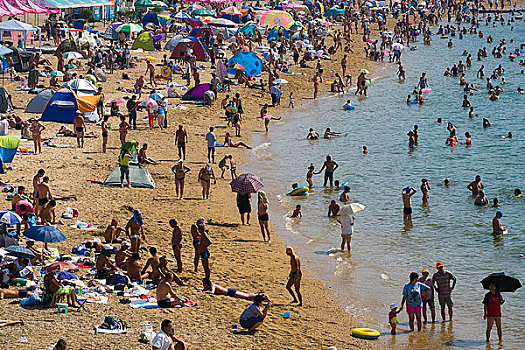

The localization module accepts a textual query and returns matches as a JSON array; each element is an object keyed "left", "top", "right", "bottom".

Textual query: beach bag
[
  {"left": 106, "top": 272, "right": 130, "bottom": 287},
  {"left": 20, "top": 294, "right": 40, "bottom": 306}
]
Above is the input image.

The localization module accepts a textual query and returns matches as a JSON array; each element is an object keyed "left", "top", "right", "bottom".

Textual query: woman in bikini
[
  {"left": 101, "top": 116, "right": 109, "bottom": 153},
  {"left": 223, "top": 132, "right": 252, "bottom": 149},
  {"left": 125, "top": 209, "right": 145, "bottom": 253},
  {"left": 171, "top": 159, "right": 190, "bottom": 199},
  {"left": 118, "top": 114, "right": 129, "bottom": 145},
  {"left": 29, "top": 118, "right": 45, "bottom": 154},
  {"left": 197, "top": 164, "right": 215, "bottom": 200}
]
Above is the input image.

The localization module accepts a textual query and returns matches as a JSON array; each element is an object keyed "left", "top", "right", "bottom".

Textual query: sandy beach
[{"left": 0, "top": 9, "right": 381, "bottom": 350}]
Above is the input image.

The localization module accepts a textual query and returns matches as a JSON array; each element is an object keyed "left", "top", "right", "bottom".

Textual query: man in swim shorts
[
  {"left": 0, "top": 288, "right": 33, "bottom": 299},
  {"left": 73, "top": 110, "right": 86, "bottom": 148},
  {"left": 195, "top": 278, "right": 270, "bottom": 301},
  {"left": 467, "top": 175, "right": 484, "bottom": 196},
  {"left": 175, "top": 124, "right": 188, "bottom": 160},
  {"left": 197, "top": 222, "right": 212, "bottom": 279},
  {"left": 315, "top": 155, "right": 339, "bottom": 187},
  {"left": 170, "top": 219, "right": 183, "bottom": 273},
  {"left": 156, "top": 273, "right": 187, "bottom": 308},
  {"left": 285, "top": 247, "right": 302, "bottom": 306},
  {"left": 402, "top": 186, "right": 417, "bottom": 221}
]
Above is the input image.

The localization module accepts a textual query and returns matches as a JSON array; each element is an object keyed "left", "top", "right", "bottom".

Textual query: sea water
[{"left": 249, "top": 16, "right": 525, "bottom": 349}]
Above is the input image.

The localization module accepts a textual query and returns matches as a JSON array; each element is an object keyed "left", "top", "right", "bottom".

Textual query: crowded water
[{"left": 250, "top": 14, "right": 525, "bottom": 349}]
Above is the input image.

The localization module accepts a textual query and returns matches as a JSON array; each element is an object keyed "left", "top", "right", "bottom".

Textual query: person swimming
[
  {"left": 307, "top": 128, "right": 319, "bottom": 140},
  {"left": 514, "top": 189, "right": 522, "bottom": 198}
]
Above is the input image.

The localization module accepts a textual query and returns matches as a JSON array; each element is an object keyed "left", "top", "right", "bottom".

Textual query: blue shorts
[{"left": 325, "top": 172, "right": 333, "bottom": 179}]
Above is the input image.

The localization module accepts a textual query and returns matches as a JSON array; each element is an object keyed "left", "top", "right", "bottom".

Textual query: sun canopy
[
  {"left": 0, "top": 19, "right": 41, "bottom": 49},
  {"left": 44, "top": 0, "right": 113, "bottom": 8}
]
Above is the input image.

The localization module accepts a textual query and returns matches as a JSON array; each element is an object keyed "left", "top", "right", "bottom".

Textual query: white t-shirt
[
  {"left": 152, "top": 330, "right": 171, "bottom": 350},
  {"left": 206, "top": 131, "right": 216, "bottom": 148},
  {"left": 0, "top": 119, "right": 9, "bottom": 136},
  {"left": 339, "top": 216, "right": 354, "bottom": 236}
]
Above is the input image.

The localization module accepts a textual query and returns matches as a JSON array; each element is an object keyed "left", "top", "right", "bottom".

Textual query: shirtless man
[
  {"left": 32, "top": 169, "right": 45, "bottom": 200},
  {"left": 115, "top": 241, "right": 132, "bottom": 268},
  {"left": 134, "top": 75, "right": 145, "bottom": 99},
  {"left": 421, "top": 178, "right": 431, "bottom": 205},
  {"left": 0, "top": 288, "right": 33, "bottom": 299},
  {"left": 306, "top": 128, "right": 319, "bottom": 140},
  {"left": 150, "top": 256, "right": 184, "bottom": 285},
  {"left": 285, "top": 247, "right": 302, "bottom": 306},
  {"left": 323, "top": 128, "right": 342, "bottom": 139},
  {"left": 402, "top": 186, "right": 417, "bottom": 221},
  {"left": 34, "top": 176, "right": 53, "bottom": 216},
  {"left": 156, "top": 273, "right": 186, "bottom": 307},
  {"left": 492, "top": 211, "right": 506, "bottom": 235},
  {"left": 328, "top": 200, "right": 340, "bottom": 217},
  {"left": 175, "top": 125, "right": 188, "bottom": 160},
  {"left": 95, "top": 248, "right": 120, "bottom": 279},
  {"left": 197, "top": 224, "right": 212, "bottom": 279},
  {"left": 73, "top": 110, "right": 86, "bottom": 148},
  {"left": 195, "top": 278, "right": 270, "bottom": 301},
  {"left": 125, "top": 209, "right": 145, "bottom": 252},
  {"left": 170, "top": 219, "right": 183, "bottom": 273},
  {"left": 104, "top": 218, "right": 125, "bottom": 244},
  {"left": 145, "top": 60, "right": 157, "bottom": 87},
  {"left": 125, "top": 252, "right": 145, "bottom": 282},
  {"left": 315, "top": 155, "right": 339, "bottom": 187},
  {"left": 141, "top": 246, "right": 161, "bottom": 279},
  {"left": 39, "top": 200, "right": 62, "bottom": 225},
  {"left": 467, "top": 175, "right": 484, "bottom": 196},
  {"left": 138, "top": 144, "right": 158, "bottom": 165},
  {"left": 190, "top": 219, "right": 202, "bottom": 273}
]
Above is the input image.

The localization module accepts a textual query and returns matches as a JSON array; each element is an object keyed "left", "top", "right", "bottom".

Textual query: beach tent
[
  {"left": 240, "top": 22, "right": 256, "bottom": 36},
  {"left": 103, "top": 164, "right": 156, "bottom": 189},
  {"left": 0, "top": 20, "right": 41, "bottom": 50},
  {"left": 25, "top": 88, "right": 54, "bottom": 114},
  {"left": 141, "top": 13, "right": 171, "bottom": 28},
  {"left": 189, "top": 27, "right": 215, "bottom": 38},
  {"left": 267, "top": 26, "right": 288, "bottom": 41},
  {"left": 0, "top": 136, "right": 20, "bottom": 163},
  {"left": 62, "top": 79, "right": 97, "bottom": 96},
  {"left": 182, "top": 83, "right": 211, "bottom": 101},
  {"left": 40, "top": 88, "right": 100, "bottom": 123},
  {"left": 0, "top": 87, "right": 14, "bottom": 113},
  {"left": 131, "top": 31, "right": 155, "bottom": 51},
  {"left": 4, "top": 47, "right": 32, "bottom": 72},
  {"left": 227, "top": 51, "right": 262, "bottom": 77},
  {"left": 170, "top": 37, "right": 209, "bottom": 61},
  {"left": 164, "top": 34, "right": 185, "bottom": 51},
  {"left": 55, "top": 39, "right": 78, "bottom": 55},
  {"left": 324, "top": 8, "right": 345, "bottom": 19},
  {"left": 102, "top": 22, "right": 124, "bottom": 40}
]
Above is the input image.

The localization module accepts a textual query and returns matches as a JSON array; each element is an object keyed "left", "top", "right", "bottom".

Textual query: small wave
[{"left": 252, "top": 142, "right": 271, "bottom": 153}]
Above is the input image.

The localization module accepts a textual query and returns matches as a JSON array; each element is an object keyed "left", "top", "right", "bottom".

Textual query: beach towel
[
  {"left": 84, "top": 292, "right": 108, "bottom": 304},
  {"left": 130, "top": 296, "right": 195, "bottom": 308}
]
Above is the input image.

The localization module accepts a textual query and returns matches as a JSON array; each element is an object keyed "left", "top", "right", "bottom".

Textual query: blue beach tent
[{"left": 227, "top": 51, "right": 262, "bottom": 77}]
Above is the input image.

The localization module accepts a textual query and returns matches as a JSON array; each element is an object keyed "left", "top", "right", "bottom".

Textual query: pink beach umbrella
[
  {"left": 145, "top": 98, "right": 158, "bottom": 111},
  {"left": 0, "top": 0, "right": 24, "bottom": 15},
  {"left": 110, "top": 98, "right": 126, "bottom": 104}
]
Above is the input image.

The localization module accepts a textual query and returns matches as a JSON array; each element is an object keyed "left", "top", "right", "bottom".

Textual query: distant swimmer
[
  {"left": 444, "top": 179, "right": 451, "bottom": 187},
  {"left": 492, "top": 211, "right": 506, "bottom": 235},
  {"left": 514, "top": 189, "right": 522, "bottom": 198},
  {"left": 474, "top": 190, "right": 489, "bottom": 206},
  {"left": 402, "top": 186, "right": 417, "bottom": 221},
  {"left": 362, "top": 145, "right": 369, "bottom": 154},
  {"left": 307, "top": 128, "right": 319, "bottom": 140},
  {"left": 328, "top": 200, "right": 340, "bottom": 217},
  {"left": 518, "top": 87, "right": 524, "bottom": 94},
  {"left": 324, "top": 128, "right": 342, "bottom": 139},
  {"left": 467, "top": 175, "right": 484, "bottom": 196},
  {"left": 291, "top": 205, "right": 302, "bottom": 218},
  {"left": 462, "top": 95, "right": 471, "bottom": 107},
  {"left": 483, "top": 118, "right": 492, "bottom": 127},
  {"left": 506, "top": 132, "right": 513, "bottom": 138},
  {"left": 492, "top": 198, "right": 500, "bottom": 207}
]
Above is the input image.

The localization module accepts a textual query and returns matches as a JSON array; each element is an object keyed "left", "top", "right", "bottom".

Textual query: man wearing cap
[
  {"left": 104, "top": 218, "right": 125, "bottom": 244},
  {"left": 402, "top": 186, "right": 417, "bottom": 221},
  {"left": 418, "top": 268, "right": 436, "bottom": 323},
  {"left": 115, "top": 241, "right": 132, "bottom": 268},
  {"left": 432, "top": 262, "right": 457, "bottom": 322},
  {"left": 492, "top": 211, "right": 506, "bottom": 235},
  {"left": 73, "top": 110, "right": 86, "bottom": 148}
]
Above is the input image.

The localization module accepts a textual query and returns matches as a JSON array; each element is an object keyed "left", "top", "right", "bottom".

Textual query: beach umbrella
[
  {"left": 110, "top": 98, "right": 125, "bottom": 104},
  {"left": 230, "top": 173, "right": 264, "bottom": 194},
  {"left": 4, "top": 245, "right": 35, "bottom": 259},
  {"left": 273, "top": 78, "right": 288, "bottom": 84},
  {"left": 221, "top": 6, "right": 243, "bottom": 16},
  {"left": 259, "top": 10, "right": 294, "bottom": 28},
  {"left": 43, "top": 261, "right": 77, "bottom": 273},
  {"left": 339, "top": 203, "right": 366, "bottom": 216},
  {"left": 50, "top": 70, "right": 64, "bottom": 77},
  {"left": 287, "top": 21, "right": 303, "bottom": 30},
  {"left": 116, "top": 23, "right": 144, "bottom": 34},
  {"left": 134, "top": 0, "right": 154, "bottom": 6},
  {"left": 64, "top": 64, "right": 77, "bottom": 69},
  {"left": 63, "top": 51, "right": 83, "bottom": 59},
  {"left": 148, "top": 92, "right": 164, "bottom": 100},
  {"left": 23, "top": 225, "right": 66, "bottom": 243},
  {"left": 481, "top": 273, "right": 522, "bottom": 293},
  {"left": 152, "top": 0, "right": 167, "bottom": 7},
  {"left": 0, "top": 211, "right": 22, "bottom": 225},
  {"left": 208, "top": 18, "right": 237, "bottom": 28},
  {"left": 0, "top": 44, "right": 13, "bottom": 56},
  {"left": 145, "top": 98, "right": 158, "bottom": 110},
  {"left": 172, "top": 12, "right": 191, "bottom": 20},
  {"left": 144, "top": 56, "right": 156, "bottom": 61},
  {"left": 0, "top": 235, "right": 18, "bottom": 248},
  {"left": 192, "top": 8, "right": 213, "bottom": 16},
  {"left": 359, "top": 69, "right": 369, "bottom": 74}
]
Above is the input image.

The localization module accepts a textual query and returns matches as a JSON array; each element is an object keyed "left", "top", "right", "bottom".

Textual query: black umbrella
[
  {"left": 0, "top": 235, "right": 18, "bottom": 248},
  {"left": 481, "top": 272, "right": 522, "bottom": 293},
  {"left": 4, "top": 245, "right": 35, "bottom": 259}
]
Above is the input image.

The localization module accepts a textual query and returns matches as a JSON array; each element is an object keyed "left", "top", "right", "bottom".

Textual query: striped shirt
[{"left": 432, "top": 270, "right": 456, "bottom": 297}]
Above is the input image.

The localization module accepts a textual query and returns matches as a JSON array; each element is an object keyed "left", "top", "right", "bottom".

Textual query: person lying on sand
[
  {"left": 0, "top": 320, "right": 24, "bottom": 328},
  {"left": 0, "top": 288, "right": 33, "bottom": 299},
  {"left": 223, "top": 132, "right": 252, "bottom": 149},
  {"left": 156, "top": 272, "right": 188, "bottom": 308},
  {"left": 194, "top": 278, "right": 270, "bottom": 302},
  {"left": 57, "top": 126, "right": 97, "bottom": 138}
]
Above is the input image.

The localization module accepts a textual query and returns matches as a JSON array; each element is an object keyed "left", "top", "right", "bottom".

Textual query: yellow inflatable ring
[
  {"left": 288, "top": 186, "right": 309, "bottom": 196},
  {"left": 351, "top": 328, "right": 380, "bottom": 340},
  {"left": 160, "top": 67, "right": 172, "bottom": 78}
]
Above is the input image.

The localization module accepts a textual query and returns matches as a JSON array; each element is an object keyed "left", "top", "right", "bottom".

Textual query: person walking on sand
[
  {"left": 197, "top": 164, "right": 215, "bottom": 200},
  {"left": 170, "top": 219, "right": 183, "bottom": 273},
  {"left": 175, "top": 124, "right": 188, "bottom": 160},
  {"left": 145, "top": 60, "right": 157, "bottom": 87},
  {"left": 402, "top": 186, "right": 417, "bottom": 221},
  {"left": 73, "top": 110, "right": 85, "bottom": 148},
  {"left": 101, "top": 116, "right": 109, "bottom": 153},
  {"left": 197, "top": 222, "right": 212, "bottom": 279},
  {"left": 237, "top": 192, "right": 251, "bottom": 225},
  {"left": 206, "top": 127, "right": 216, "bottom": 164},
  {"left": 483, "top": 282, "right": 505, "bottom": 343},
  {"left": 172, "top": 159, "right": 190, "bottom": 200},
  {"left": 118, "top": 114, "right": 129, "bottom": 145},
  {"left": 400, "top": 272, "right": 429, "bottom": 332},
  {"left": 432, "top": 262, "right": 457, "bottom": 322},
  {"left": 315, "top": 155, "right": 339, "bottom": 187},
  {"left": 285, "top": 247, "right": 302, "bottom": 306},
  {"left": 257, "top": 191, "right": 271, "bottom": 242},
  {"left": 312, "top": 73, "right": 319, "bottom": 99},
  {"left": 418, "top": 268, "right": 436, "bottom": 323},
  {"left": 421, "top": 178, "right": 431, "bottom": 205}
]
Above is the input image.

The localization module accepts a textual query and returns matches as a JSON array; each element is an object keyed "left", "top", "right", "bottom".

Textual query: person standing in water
[
  {"left": 315, "top": 155, "right": 339, "bottom": 187},
  {"left": 467, "top": 175, "right": 484, "bottom": 196},
  {"left": 483, "top": 282, "right": 505, "bottom": 343},
  {"left": 402, "top": 186, "right": 417, "bottom": 221},
  {"left": 421, "top": 178, "right": 431, "bottom": 204},
  {"left": 492, "top": 210, "right": 506, "bottom": 234},
  {"left": 257, "top": 191, "right": 271, "bottom": 242},
  {"left": 285, "top": 247, "right": 302, "bottom": 306},
  {"left": 306, "top": 165, "right": 315, "bottom": 189}
]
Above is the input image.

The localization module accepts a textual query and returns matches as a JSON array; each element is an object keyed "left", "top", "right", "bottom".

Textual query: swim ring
[
  {"left": 225, "top": 106, "right": 238, "bottom": 113},
  {"left": 337, "top": 182, "right": 349, "bottom": 190},
  {"left": 421, "top": 88, "right": 432, "bottom": 93},
  {"left": 441, "top": 35, "right": 448, "bottom": 39},
  {"left": 351, "top": 328, "right": 380, "bottom": 340},
  {"left": 409, "top": 100, "right": 418, "bottom": 104},
  {"left": 288, "top": 186, "right": 309, "bottom": 196},
  {"left": 160, "top": 67, "right": 171, "bottom": 78},
  {"left": 343, "top": 104, "right": 355, "bottom": 110}
]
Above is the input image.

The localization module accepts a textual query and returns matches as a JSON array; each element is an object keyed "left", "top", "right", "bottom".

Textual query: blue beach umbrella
[
  {"left": 5, "top": 245, "right": 35, "bottom": 259},
  {"left": 0, "top": 210, "right": 22, "bottom": 224},
  {"left": 50, "top": 70, "right": 65, "bottom": 77},
  {"left": 148, "top": 92, "right": 165, "bottom": 100},
  {"left": 171, "top": 11, "right": 190, "bottom": 20},
  {"left": 23, "top": 225, "right": 66, "bottom": 243}
]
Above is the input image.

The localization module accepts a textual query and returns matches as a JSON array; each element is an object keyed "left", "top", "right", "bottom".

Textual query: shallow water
[{"left": 248, "top": 16, "right": 525, "bottom": 349}]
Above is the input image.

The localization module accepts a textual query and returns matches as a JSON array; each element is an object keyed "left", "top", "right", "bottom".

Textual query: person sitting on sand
[
  {"left": 124, "top": 252, "right": 147, "bottom": 282},
  {"left": 195, "top": 278, "right": 270, "bottom": 301},
  {"left": 115, "top": 241, "right": 132, "bottom": 268},
  {"left": 156, "top": 272, "right": 187, "bottom": 308},
  {"left": 223, "top": 132, "right": 252, "bottom": 149},
  {"left": 141, "top": 247, "right": 161, "bottom": 279},
  {"left": 39, "top": 200, "right": 63, "bottom": 225},
  {"left": 239, "top": 294, "right": 272, "bottom": 334},
  {"left": 104, "top": 218, "right": 125, "bottom": 244},
  {"left": 150, "top": 255, "right": 184, "bottom": 286},
  {"left": 95, "top": 246, "right": 120, "bottom": 279},
  {"left": 138, "top": 143, "right": 159, "bottom": 165}
]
